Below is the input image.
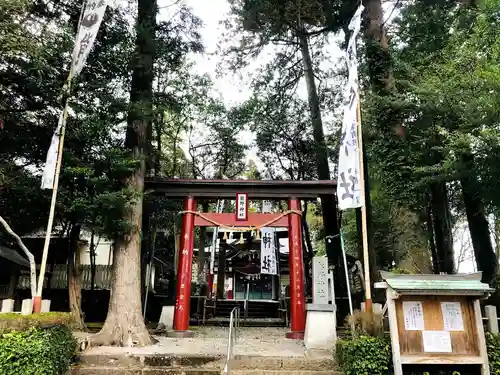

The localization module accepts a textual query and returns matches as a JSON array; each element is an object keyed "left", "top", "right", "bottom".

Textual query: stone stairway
[
  {"left": 71, "top": 353, "right": 343, "bottom": 374},
  {"left": 71, "top": 327, "right": 341, "bottom": 375}
]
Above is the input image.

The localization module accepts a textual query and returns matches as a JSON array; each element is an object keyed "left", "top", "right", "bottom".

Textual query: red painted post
[
  {"left": 207, "top": 273, "right": 213, "bottom": 297},
  {"left": 286, "top": 198, "right": 306, "bottom": 339},
  {"left": 172, "top": 196, "right": 196, "bottom": 334}
]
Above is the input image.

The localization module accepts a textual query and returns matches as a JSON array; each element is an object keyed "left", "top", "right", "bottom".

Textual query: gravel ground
[{"left": 76, "top": 327, "right": 308, "bottom": 357}]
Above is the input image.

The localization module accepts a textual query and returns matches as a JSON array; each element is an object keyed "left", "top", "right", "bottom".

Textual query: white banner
[
  {"left": 71, "top": 0, "right": 109, "bottom": 77},
  {"left": 260, "top": 200, "right": 278, "bottom": 275},
  {"left": 41, "top": 112, "right": 64, "bottom": 189},
  {"left": 337, "top": 5, "right": 364, "bottom": 210},
  {"left": 41, "top": 0, "right": 109, "bottom": 189}
]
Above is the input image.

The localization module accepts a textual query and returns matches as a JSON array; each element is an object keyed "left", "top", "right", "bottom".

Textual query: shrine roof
[
  {"left": 378, "top": 271, "right": 494, "bottom": 296},
  {"left": 144, "top": 178, "right": 337, "bottom": 199}
]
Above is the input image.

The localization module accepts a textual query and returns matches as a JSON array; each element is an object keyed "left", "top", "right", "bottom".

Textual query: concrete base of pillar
[
  {"left": 304, "top": 304, "right": 337, "bottom": 350},
  {"left": 285, "top": 331, "right": 304, "bottom": 340},
  {"left": 166, "top": 330, "right": 195, "bottom": 338},
  {"left": 157, "top": 306, "right": 174, "bottom": 331},
  {"left": 1, "top": 299, "right": 14, "bottom": 313},
  {"left": 21, "top": 299, "right": 32, "bottom": 315},
  {"left": 41, "top": 299, "right": 51, "bottom": 313}
]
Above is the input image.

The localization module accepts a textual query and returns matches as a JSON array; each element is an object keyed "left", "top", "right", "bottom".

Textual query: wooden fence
[{"left": 16, "top": 265, "right": 112, "bottom": 290}]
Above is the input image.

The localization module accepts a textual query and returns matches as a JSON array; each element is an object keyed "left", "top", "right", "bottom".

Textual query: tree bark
[
  {"left": 68, "top": 224, "right": 86, "bottom": 331},
  {"left": 302, "top": 202, "right": 314, "bottom": 298},
  {"left": 86, "top": 0, "right": 156, "bottom": 348},
  {"left": 460, "top": 153, "right": 497, "bottom": 285},
  {"left": 495, "top": 215, "right": 500, "bottom": 265},
  {"left": 362, "top": 0, "right": 394, "bottom": 95},
  {"left": 430, "top": 182, "right": 455, "bottom": 274},
  {"left": 89, "top": 228, "right": 96, "bottom": 291},
  {"left": 297, "top": 29, "right": 340, "bottom": 265},
  {"left": 425, "top": 197, "right": 439, "bottom": 274}
]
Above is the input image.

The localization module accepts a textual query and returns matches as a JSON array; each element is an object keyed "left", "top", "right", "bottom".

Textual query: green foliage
[
  {"left": 336, "top": 335, "right": 391, "bottom": 375},
  {"left": 337, "top": 333, "right": 500, "bottom": 374},
  {"left": 487, "top": 333, "right": 500, "bottom": 374},
  {"left": 0, "top": 313, "right": 77, "bottom": 334},
  {"left": 0, "top": 325, "right": 76, "bottom": 375},
  {"left": 342, "top": 178, "right": 431, "bottom": 273}
]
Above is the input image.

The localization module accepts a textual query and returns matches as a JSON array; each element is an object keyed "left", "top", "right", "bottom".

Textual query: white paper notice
[
  {"left": 403, "top": 301, "right": 425, "bottom": 331},
  {"left": 422, "top": 331, "right": 452, "bottom": 353},
  {"left": 441, "top": 302, "right": 464, "bottom": 331}
]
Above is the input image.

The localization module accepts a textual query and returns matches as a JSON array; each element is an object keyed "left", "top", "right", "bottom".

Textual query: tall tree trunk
[
  {"left": 460, "top": 153, "right": 497, "bottom": 285},
  {"left": 352, "top": 143, "right": 378, "bottom": 285},
  {"left": 495, "top": 215, "right": 500, "bottom": 265},
  {"left": 89, "top": 228, "right": 96, "bottom": 291},
  {"left": 362, "top": 0, "right": 394, "bottom": 95},
  {"left": 87, "top": 0, "right": 156, "bottom": 348},
  {"left": 430, "top": 183, "right": 455, "bottom": 274},
  {"left": 140, "top": 201, "right": 151, "bottom": 314},
  {"left": 297, "top": 29, "right": 340, "bottom": 265},
  {"left": 425, "top": 198, "right": 439, "bottom": 274},
  {"left": 302, "top": 202, "right": 314, "bottom": 298},
  {"left": 197, "top": 202, "right": 209, "bottom": 285},
  {"left": 68, "top": 224, "right": 86, "bottom": 331}
]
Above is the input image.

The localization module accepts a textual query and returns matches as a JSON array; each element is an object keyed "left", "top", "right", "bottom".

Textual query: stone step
[
  {"left": 76, "top": 354, "right": 222, "bottom": 368},
  {"left": 71, "top": 367, "right": 342, "bottom": 375},
  {"left": 231, "top": 357, "right": 336, "bottom": 371},
  {"left": 71, "top": 366, "right": 220, "bottom": 374},
  {"left": 231, "top": 372, "right": 342, "bottom": 375},
  {"left": 76, "top": 354, "right": 336, "bottom": 371}
]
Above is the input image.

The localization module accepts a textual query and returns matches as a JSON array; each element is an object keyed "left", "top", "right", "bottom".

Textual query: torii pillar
[
  {"left": 286, "top": 198, "right": 306, "bottom": 339},
  {"left": 170, "top": 196, "right": 196, "bottom": 337}
]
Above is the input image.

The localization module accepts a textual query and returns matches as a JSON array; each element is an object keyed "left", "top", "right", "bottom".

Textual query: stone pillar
[
  {"left": 21, "top": 299, "right": 32, "bottom": 315},
  {"left": 1, "top": 299, "right": 15, "bottom": 313},
  {"left": 304, "top": 257, "right": 337, "bottom": 349},
  {"left": 286, "top": 198, "right": 306, "bottom": 339},
  {"left": 171, "top": 196, "right": 196, "bottom": 336},
  {"left": 41, "top": 299, "right": 51, "bottom": 313},
  {"left": 485, "top": 305, "right": 499, "bottom": 334}
]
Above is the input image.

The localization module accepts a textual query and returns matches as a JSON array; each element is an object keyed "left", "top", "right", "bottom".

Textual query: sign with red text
[{"left": 235, "top": 193, "right": 248, "bottom": 221}]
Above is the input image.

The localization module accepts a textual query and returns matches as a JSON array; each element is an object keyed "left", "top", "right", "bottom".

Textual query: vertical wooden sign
[{"left": 235, "top": 193, "right": 248, "bottom": 221}]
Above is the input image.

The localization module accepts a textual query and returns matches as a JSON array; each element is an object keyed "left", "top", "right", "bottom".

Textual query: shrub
[
  {"left": 0, "top": 312, "right": 77, "bottom": 333},
  {"left": 336, "top": 335, "right": 391, "bottom": 375},
  {"left": 487, "top": 333, "right": 500, "bottom": 374},
  {"left": 336, "top": 333, "right": 498, "bottom": 375},
  {"left": 0, "top": 325, "right": 76, "bottom": 375}
]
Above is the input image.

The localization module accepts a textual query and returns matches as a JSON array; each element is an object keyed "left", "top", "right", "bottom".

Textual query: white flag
[
  {"left": 41, "top": 112, "right": 64, "bottom": 189},
  {"left": 260, "top": 200, "right": 278, "bottom": 275},
  {"left": 71, "top": 0, "right": 109, "bottom": 77},
  {"left": 337, "top": 5, "right": 364, "bottom": 211},
  {"left": 41, "top": 0, "right": 109, "bottom": 189}
]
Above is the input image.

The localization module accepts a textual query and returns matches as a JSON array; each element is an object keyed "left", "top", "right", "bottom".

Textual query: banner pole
[
  {"left": 33, "top": 85, "right": 71, "bottom": 313},
  {"left": 340, "top": 231, "right": 355, "bottom": 332},
  {"left": 356, "top": 93, "right": 372, "bottom": 314}
]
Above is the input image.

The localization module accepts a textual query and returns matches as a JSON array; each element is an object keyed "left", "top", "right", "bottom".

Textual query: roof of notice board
[
  {"left": 378, "top": 271, "right": 494, "bottom": 295},
  {"left": 144, "top": 178, "right": 337, "bottom": 199}
]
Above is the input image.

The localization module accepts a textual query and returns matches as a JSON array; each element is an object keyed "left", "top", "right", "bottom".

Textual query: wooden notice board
[
  {"left": 378, "top": 273, "right": 492, "bottom": 375},
  {"left": 396, "top": 296, "right": 480, "bottom": 361}
]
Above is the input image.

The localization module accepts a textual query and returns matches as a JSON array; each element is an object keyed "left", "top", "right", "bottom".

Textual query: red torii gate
[{"left": 145, "top": 178, "right": 338, "bottom": 339}]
